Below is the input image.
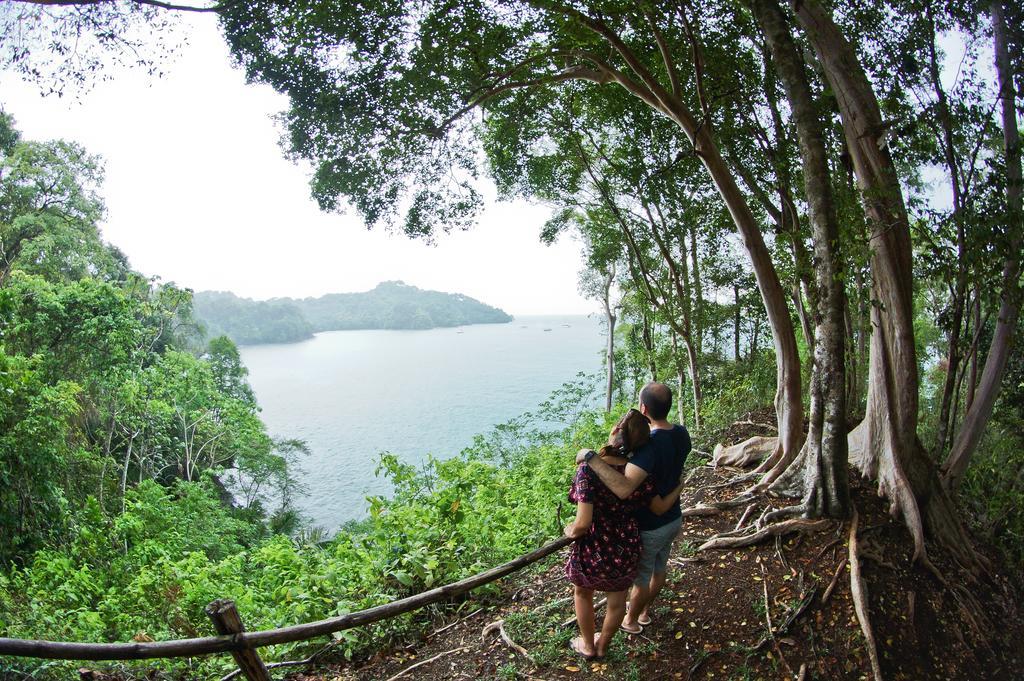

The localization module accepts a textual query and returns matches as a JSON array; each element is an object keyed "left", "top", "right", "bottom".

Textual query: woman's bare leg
[
  {"left": 597, "top": 590, "right": 627, "bottom": 657},
  {"left": 573, "top": 585, "right": 597, "bottom": 655}
]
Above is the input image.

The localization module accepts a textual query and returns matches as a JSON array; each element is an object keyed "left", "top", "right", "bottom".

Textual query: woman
[{"left": 563, "top": 409, "right": 684, "bottom": 660}]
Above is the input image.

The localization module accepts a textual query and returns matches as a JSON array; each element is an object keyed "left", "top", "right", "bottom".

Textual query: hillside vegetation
[{"left": 193, "top": 282, "right": 513, "bottom": 345}]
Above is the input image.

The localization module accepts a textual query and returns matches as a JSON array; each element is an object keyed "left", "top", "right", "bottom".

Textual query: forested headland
[
  {"left": 2, "top": 0, "right": 1024, "bottom": 678},
  {"left": 192, "top": 283, "right": 513, "bottom": 346}
]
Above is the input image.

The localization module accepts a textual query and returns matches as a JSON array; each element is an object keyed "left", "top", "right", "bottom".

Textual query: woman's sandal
[{"left": 569, "top": 636, "right": 602, "bottom": 661}]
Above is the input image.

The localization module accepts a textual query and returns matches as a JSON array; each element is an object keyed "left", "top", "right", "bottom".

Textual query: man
[{"left": 577, "top": 382, "right": 691, "bottom": 633}]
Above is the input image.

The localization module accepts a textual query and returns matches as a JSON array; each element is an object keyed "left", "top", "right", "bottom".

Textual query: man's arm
[{"left": 576, "top": 450, "right": 649, "bottom": 499}]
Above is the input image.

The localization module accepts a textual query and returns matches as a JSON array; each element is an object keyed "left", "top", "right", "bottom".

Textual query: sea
[{"left": 239, "top": 315, "right": 604, "bottom": 531}]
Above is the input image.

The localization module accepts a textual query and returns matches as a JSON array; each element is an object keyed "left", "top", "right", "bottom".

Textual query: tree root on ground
[
  {"left": 698, "top": 518, "right": 832, "bottom": 552},
  {"left": 681, "top": 492, "right": 759, "bottom": 519},
  {"left": 734, "top": 502, "right": 756, "bottom": 530},
  {"left": 713, "top": 436, "right": 779, "bottom": 468},
  {"left": 848, "top": 508, "right": 883, "bottom": 681},
  {"left": 763, "top": 502, "right": 809, "bottom": 524},
  {"left": 482, "top": 619, "right": 533, "bottom": 662},
  {"left": 384, "top": 646, "right": 469, "bottom": 681}
]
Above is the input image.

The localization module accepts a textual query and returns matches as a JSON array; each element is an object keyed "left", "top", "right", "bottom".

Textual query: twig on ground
[
  {"left": 754, "top": 586, "right": 817, "bottom": 651},
  {"left": 848, "top": 508, "right": 883, "bottom": 681},
  {"left": 758, "top": 565, "right": 796, "bottom": 679},
  {"left": 813, "top": 536, "right": 843, "bottom": 562},
  {"left": 220, "top": 641, "right": 336, "bottom": 681},
  {"left": 821, "top": 557, "right": 847, "bottom": 605},
  {"left": 384, "top": 646, "right": 469, "bottom": 681},
  {"left": 428, "top": 607, "right": 483, "bottom": 639},
  {"left": 775, "top": 534, "right": 791, "bottom": 573}
]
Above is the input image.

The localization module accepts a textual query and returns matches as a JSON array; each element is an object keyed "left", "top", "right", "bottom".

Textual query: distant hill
[
  {"left": 194, "top": 282, "right": 512, "bottom": 345},
  {"left": 193, "top": 292, "right": 314, "bottom": 345}
]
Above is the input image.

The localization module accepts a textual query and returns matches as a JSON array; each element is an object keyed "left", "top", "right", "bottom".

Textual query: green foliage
[{"left": 0, "top": 348, "right": 80, "bottom": 563}]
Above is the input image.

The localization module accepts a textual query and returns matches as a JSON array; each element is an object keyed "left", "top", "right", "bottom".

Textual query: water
[{"left": 239, "top": 315, "right": 603, "bottom": 530}]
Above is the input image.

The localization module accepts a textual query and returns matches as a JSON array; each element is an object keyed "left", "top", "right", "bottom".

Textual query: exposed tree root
[
  {"left": 384, "top": 646, "right": 468, "bottom": 681},
  {"left": 848, "top": 508, "right": 883, "bottom": 681},
  {"left": 705, "top": 470, "right": 762, "bottom": 490},
  {"left": 482, "top": 620, "right": 532, "bottom": 661},
  {"left": 698, "top": 518, "right": 831, "bottom": 552},
  {"left": 681, "top": 492, "right": 759, "bottom": 518},
  {"left": 713, "top": 435, "right": 779, "bottom": 468},
  {"left": 763, "top": 502, "right": 809, "bottom": 524},
  {"left": 734, "top": 503, "right": 756, "bottom": 530}
]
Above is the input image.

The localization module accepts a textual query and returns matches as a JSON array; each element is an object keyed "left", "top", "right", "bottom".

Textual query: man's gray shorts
[{"left": 634, "top": 516, "right": 683, "bottom": 586}]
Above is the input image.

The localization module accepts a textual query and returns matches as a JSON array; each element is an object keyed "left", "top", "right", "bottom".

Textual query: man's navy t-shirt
[{"left": 629, "top": 425, "right": 691, "bottom": 531}]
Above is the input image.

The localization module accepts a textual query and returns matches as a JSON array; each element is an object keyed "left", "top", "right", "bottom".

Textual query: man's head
[{"left": 639, "top": 382, "right": 673, "bottom": 422}]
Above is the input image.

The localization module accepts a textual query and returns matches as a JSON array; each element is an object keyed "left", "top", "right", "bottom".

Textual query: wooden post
[{"left": 205, "top": 600, "right": 271, "bottom": 681}]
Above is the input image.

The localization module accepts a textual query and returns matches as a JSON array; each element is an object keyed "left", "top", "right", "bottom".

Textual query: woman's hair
[{"left": 599, "top": 408, "right": 650, "bottom": 458}]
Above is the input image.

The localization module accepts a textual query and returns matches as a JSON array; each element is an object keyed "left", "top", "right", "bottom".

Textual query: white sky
[{"left": 1, "top": 13, "right": 593, "bottom": 316}]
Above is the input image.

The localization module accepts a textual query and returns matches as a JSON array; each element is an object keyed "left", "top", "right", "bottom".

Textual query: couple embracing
[{"left": 562, "top": 382, "right": 692, "bottom": 661}]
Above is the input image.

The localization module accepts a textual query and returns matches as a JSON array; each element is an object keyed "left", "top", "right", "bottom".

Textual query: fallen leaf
[{"left": 565, "top": 665, "right": 580, "bottom": 672}]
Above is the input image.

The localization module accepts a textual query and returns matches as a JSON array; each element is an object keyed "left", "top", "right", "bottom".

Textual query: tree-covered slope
[
  {"left": 193, "top": 291, "right": 314, "bottom": 345},
  {"left": 292, "top": 281, "right": 513, "bottom": 331},
  {"left": 194, "top": 282, "right": 512, "bottom": 345}
]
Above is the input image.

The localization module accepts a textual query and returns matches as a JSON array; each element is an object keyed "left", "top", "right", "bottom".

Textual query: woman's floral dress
[{"left": 565, "top": 462, "right": 655, "bottom": 591}]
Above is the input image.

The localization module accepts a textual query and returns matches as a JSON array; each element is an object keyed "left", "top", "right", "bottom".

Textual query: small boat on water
[
  {"left": 562, "top": 324, "right": 571, "bottom": 327},
  {"left": 543, "top": 328, "right": 552, "bottom": 332}
]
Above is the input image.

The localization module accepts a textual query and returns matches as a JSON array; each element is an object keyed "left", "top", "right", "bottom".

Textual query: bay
[{"left": 239, "top": 314, "right": 603, "bottom": 530}]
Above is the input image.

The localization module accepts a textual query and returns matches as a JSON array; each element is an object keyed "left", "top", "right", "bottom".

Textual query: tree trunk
[
  {"left": 602, "top": 265, "right": 617, "bottom": 413},
  {"left": 794, "top": 0, "right": 976, "bottom": 569},
  {"left": 942, "top": 0, "right": 1023, "bottom": 493},
  {"left": 641, "top": 312, "right": 657, "bottom": 381},
  {"left": 734, "top": 284, "right": 742, "bottom": 361},
  {"left": 671, "top": 330, "right": 688, "bottom": 426},
  {"left": 749, "top": 0, "right": 849, "bottom": 519},
  {"left": 927, "top": 6, "right": 969, "bottom": 460}
]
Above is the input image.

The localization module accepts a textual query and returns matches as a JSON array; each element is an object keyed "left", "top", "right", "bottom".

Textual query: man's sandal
[
  {"left": 637, "top": 613, "right": 653, "bottom": 626},
  {"left": 620, "top": 621, "right": 643, "bottom": 634}
]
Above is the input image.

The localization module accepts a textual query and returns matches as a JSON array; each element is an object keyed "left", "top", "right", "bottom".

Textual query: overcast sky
[{"left": 1, "top": 13, "right": 593, "bottom": 316}]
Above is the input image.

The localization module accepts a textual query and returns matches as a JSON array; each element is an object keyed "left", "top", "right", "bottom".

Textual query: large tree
[{"left": 219, "top": 0, "right": 807, "bottom": 488}]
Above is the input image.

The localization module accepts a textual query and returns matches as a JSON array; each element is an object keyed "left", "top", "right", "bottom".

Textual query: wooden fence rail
[{"left": 0, "top": 536, "right": 572, "bottom": 679}]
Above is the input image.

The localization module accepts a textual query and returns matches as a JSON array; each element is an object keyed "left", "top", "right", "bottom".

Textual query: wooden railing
[{"left": 0, "top": 536, "right": 573, "bottom": 680}]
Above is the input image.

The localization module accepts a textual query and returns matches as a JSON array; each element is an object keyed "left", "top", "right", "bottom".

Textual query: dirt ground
[{"left": 285, "top": 429, "right": 1024, "bottom": 681}]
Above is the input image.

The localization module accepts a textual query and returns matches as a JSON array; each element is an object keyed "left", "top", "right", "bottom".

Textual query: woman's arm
[
  {"left": 564, "top": 502, "right": 594, "bottom": 539},
  {"left": 648, "top": 479, "right": 685, "bottom": 515}
]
